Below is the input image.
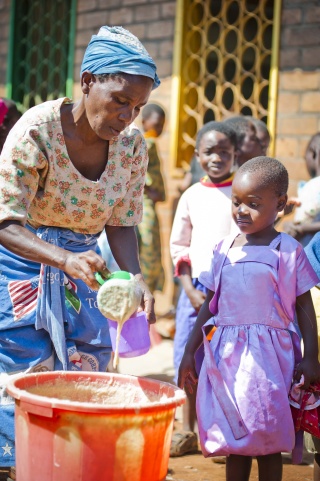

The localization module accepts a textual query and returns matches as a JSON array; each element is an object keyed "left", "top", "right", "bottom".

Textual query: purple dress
[{"left": 198, "top": 233, "right": 318, "bottom": 457}]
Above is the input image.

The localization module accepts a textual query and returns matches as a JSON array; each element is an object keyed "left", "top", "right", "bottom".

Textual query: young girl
[{"left": 178, "top": 156, "right": 320, "bottom": 481}]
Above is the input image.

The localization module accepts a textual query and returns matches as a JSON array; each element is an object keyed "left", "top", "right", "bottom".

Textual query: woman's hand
[
  {"left": 63, "top": 250, "right": 109, "bottom": 291},
  {"left": 134, "top": 273, "right": 156, "bottom": 324},
  {"left": 178, "top": 350, "right": 198, "bottom": 393},
  {"left": 294, "top": 356, "right": 320, "bottom": 389},
  {"left": 187, "top": 287, "right": 207, "bottom": 312}
]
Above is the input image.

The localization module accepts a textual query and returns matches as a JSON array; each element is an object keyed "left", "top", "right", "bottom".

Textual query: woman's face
[{"left": 82, "top": 72, "right": 153, "bottom": 141}]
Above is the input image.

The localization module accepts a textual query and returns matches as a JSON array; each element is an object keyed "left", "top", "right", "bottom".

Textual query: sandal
[
  {"left": 170, "top": 431, "right": 198, "bottom": 457},
  {"left": 0, "top": 467, "right": 14, "bottom": 481},
  {"left": 8, "top": 466, "right": 15, "bottom": 481}
]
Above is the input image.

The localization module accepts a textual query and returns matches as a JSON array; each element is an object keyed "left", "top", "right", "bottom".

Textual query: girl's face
[
  {"left": 195, "top": 130, "right": 235, "bottom": 183},
  {"left": 232, "top": 171, "right": 287, "bottom": 236},
  {"left": 81, "top": 72, "right": 153, "bottom": 141}
]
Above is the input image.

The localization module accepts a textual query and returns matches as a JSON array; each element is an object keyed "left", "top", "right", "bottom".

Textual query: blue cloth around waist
[{"left": 0, "top": 225, "right": 112, "bottom": 371}]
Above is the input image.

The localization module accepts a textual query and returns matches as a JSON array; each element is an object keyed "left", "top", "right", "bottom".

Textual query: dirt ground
[
  {"left": 167, "top": 453, "right": 314, "bottom": 481},
  {"left": 166, "top": 422, "right": 314, "bottom": 481}
]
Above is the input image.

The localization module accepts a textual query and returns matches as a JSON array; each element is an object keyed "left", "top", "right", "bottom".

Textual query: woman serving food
[{"left": 0, "top": 25, "right": 159, "bottom": 472}]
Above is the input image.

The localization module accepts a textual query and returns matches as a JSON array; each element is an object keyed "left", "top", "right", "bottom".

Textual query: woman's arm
[
  {"left": 105, "top": 224, "right": 156, "bottom": 323},
  {"left": 0, "top": 220, "right": 107, "bottom": 290},
  {"left": 295, "top": 290, "right": 320, "bottom": 387}
]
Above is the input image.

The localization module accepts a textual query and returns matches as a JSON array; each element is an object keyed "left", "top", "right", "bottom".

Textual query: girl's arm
[
  {"left": 178, "top": 289, "right": 214, "bottom": 392},
  {"left": 179, "top": 262, "right": 207, "bottom": 312},
  {"left": 295, "top": 290, "right": 320, "bottom": 387}
]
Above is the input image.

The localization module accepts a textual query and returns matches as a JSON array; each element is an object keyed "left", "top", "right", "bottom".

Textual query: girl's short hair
[
  {"left": 195, "top": 121, "right": 237, "bottom": 150},
  {"left": 237, "top": 156, "right": 288, "bottom": 195}
]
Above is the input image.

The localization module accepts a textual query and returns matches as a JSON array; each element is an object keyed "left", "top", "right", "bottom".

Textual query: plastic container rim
[{"left": 6, "top": 371, "right": 186, "bottom": 414}]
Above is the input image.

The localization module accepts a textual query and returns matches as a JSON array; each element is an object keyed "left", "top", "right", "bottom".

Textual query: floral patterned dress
[{"left": 0, "top": 97, "right": 148, "bottom": 232}]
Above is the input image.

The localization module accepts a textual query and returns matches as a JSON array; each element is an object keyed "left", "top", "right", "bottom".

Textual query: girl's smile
[{"left": 196, "top": 130, "right": 235, "bottom": 183}]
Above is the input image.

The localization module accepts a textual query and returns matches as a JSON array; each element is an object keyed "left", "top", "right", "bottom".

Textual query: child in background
[
  {"left": 224, "top": 115, "right": 262, "bottom": 168},
  {"left": 283, "top": 132, "right": 320, "bottom": 246},
  {"left": 170, "top": 121, "right": 238, "bottom": 456},
  {"left": 304, "top": 232, "right": 320, "bottom": 481},
  {"left": 139, "top": 103, "right": 166, "bottom": 345},
  {"left": 246, "top": 116, "right": 271, "bottom": 155},
  {"left": 139, "top": 103, "right": 166, "bottom": 293},
  {"left": 178, "top": 156, "right": 320, "bottom": 481}
]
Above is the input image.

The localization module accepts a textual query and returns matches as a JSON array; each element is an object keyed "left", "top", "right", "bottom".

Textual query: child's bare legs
[
  {"left": 256, "top": 453, "right": 282, "bottom": 481},
  {"left": 314, "top": 453, "right": 320, "bottom": 481},
  {"left": 226, "top": 453, "right": 282, "bottom": 481},
  {"left": 182, "top": 386, "right": 197, "bottom": 431},
  {"left": 226, "top": 455, "right": 252, "bottom": 481}
]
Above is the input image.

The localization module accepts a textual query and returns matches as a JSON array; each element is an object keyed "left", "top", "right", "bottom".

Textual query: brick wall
[
  {"left": 74, "top": 0, "right": 175, "bottom": 86},
  {"left": 0, "top": 0, "right": 11, "bottom": 96},
  {"left": 276, "top": 0, "right": 320, "bottom": 197}
]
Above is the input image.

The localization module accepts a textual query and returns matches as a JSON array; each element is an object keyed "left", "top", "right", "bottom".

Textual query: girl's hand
[
  {"left": 278, "top": 197, "right": 301, "bottom": 217},
  {"left": 134, "top": 274, "right": 156, "bottom": 324},
  {"left": 187, "top": 288, "right": 207, "bottom": 312},
  {"left": 63, "top": 250, "right": 108, "bottom": 290},
  {"left": 281, "top": 221, "right": 303, "bottom": 239},
  {"left": 294, "top": 357, "right": 320, "bottom": 389},
  {"left": 178, "top": 351, "right": 198, "bottom": 394}
]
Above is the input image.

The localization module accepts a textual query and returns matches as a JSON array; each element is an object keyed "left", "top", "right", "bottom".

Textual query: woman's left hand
[{"left": 134, "top": 273, "right": 156, "bottom": 324}]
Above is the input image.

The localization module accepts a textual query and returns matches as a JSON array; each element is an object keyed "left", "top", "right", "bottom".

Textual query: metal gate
[
  {"left": 171, "top": 0, "right": 281, "bottom": 171},
  {"left": 7, "top": 0, "right": 77, "bottom": 111}
]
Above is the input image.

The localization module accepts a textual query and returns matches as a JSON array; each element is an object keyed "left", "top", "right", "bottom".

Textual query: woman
[{"left": 0, "top": 26, "right": 159, "bottom": 473}]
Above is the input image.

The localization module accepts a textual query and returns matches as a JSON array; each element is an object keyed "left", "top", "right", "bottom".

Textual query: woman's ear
[
  {"left": 81, "top": 71, "right": 95, "bottom": 94},
  {"left": 277, "top": 193, "right": 288, "bottom": 212}
]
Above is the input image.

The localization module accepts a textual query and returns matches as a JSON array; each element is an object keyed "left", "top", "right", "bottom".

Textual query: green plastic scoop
[{"left": 95, "top": 270, "right": 132, "bottom": 286}]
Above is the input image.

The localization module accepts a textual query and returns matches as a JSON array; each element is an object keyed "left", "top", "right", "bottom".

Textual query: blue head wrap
[
  {"left": 305, "top": 232, "right": 320, "bottom": 281},
  {"left": 80, "top": 26, "right": 160, "bottom": 90}
]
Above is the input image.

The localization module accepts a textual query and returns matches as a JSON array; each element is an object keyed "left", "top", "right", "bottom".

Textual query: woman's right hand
[
  {"left": 63, "top": 250, "right": 109, "bottom": 290},
  {"left": 187, "top": 288, "right": 207, "bottom": 312},
  {"left": 178, "top": 350, "right": 198, "bottom": 393}
]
